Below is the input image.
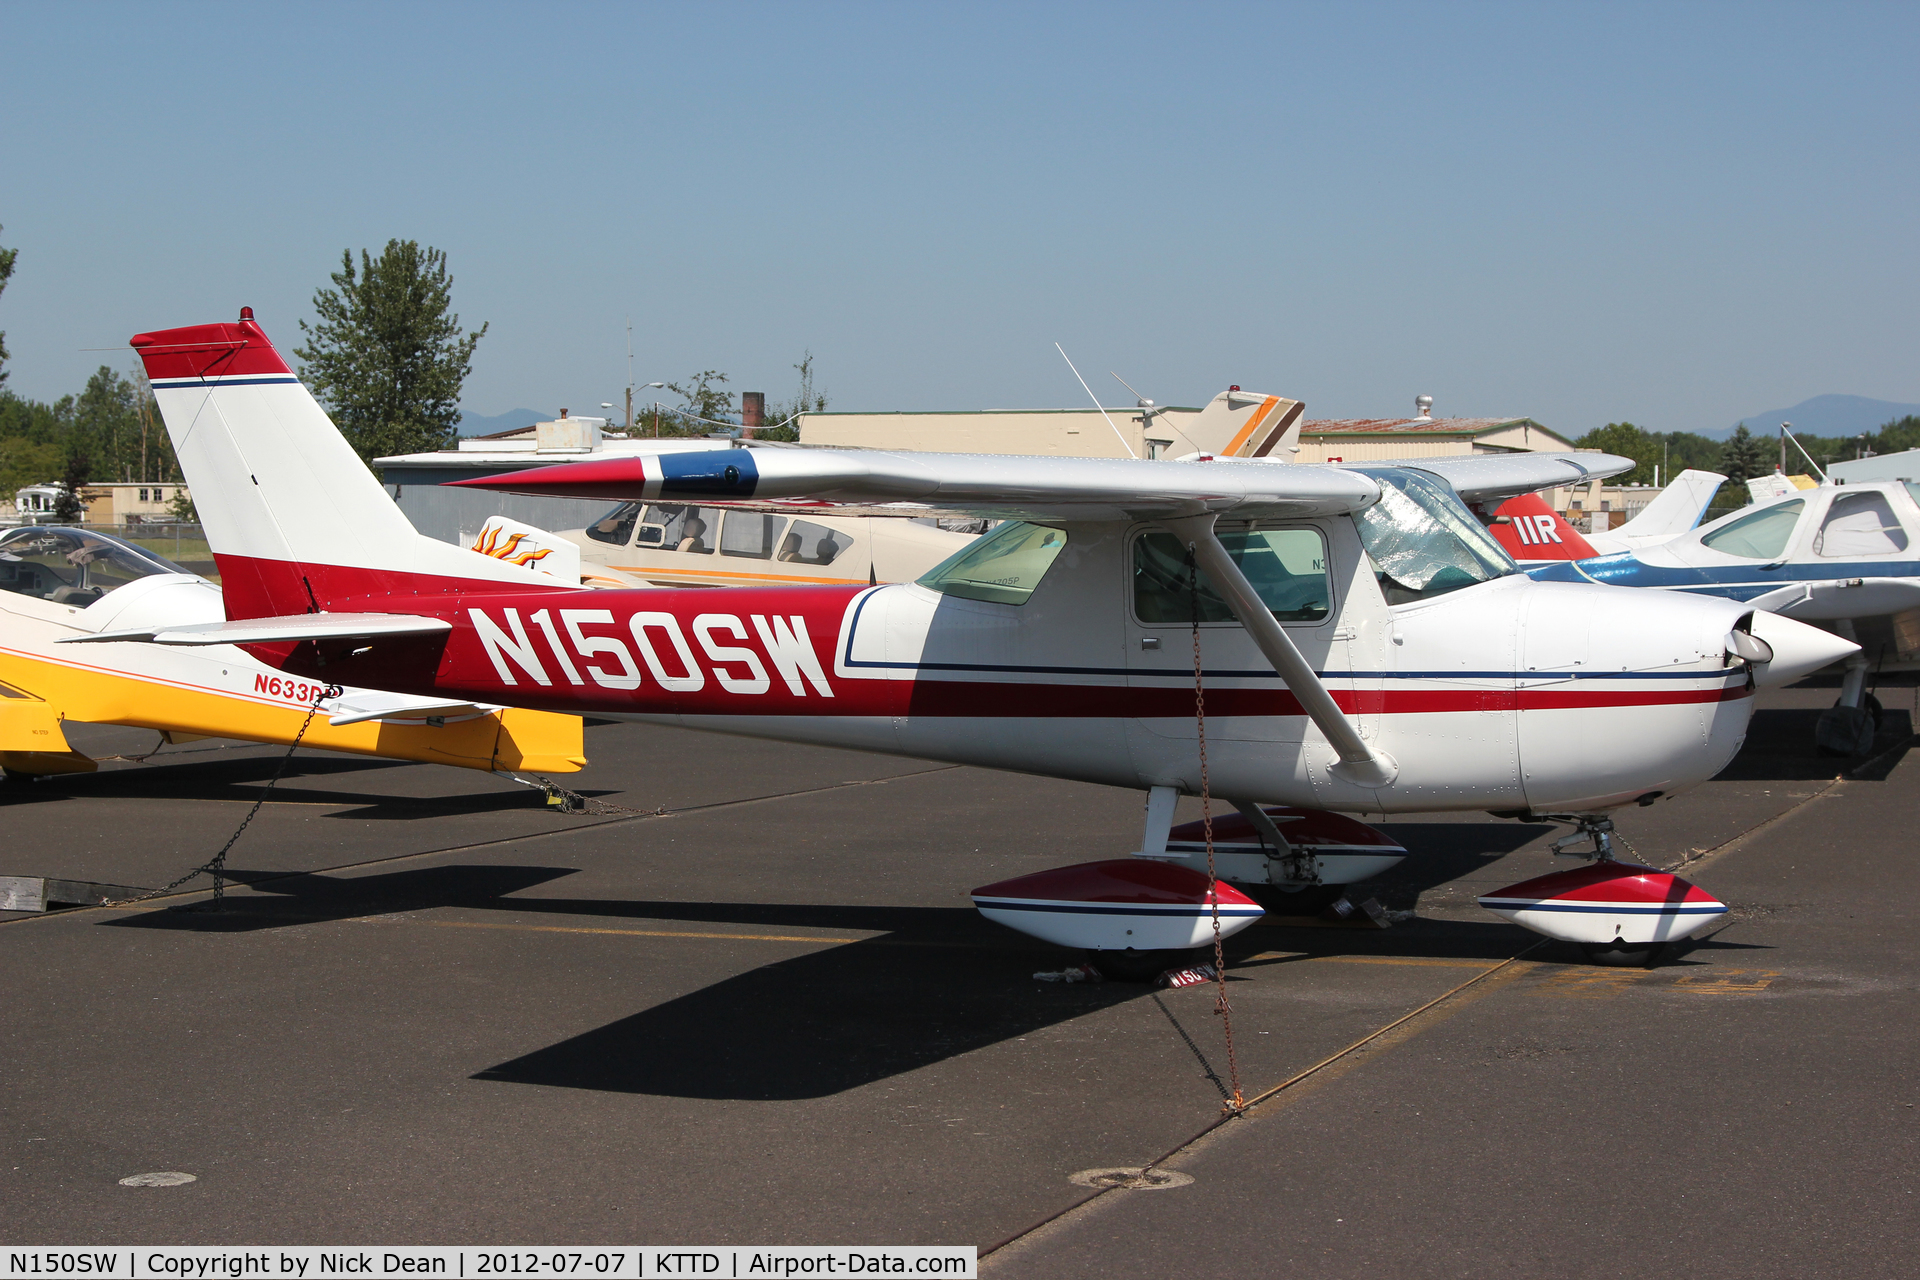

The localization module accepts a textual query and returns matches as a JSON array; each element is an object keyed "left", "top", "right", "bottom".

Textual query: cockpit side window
[
  {"left": 721, "top": 511, "right": 789, "bottom": 559},
  {"left": 639, "top": 505, "right": 720, "bottom": 554},
  {"left": 1351, "top": 467, "right": 1517, "bottom": 604},
  {"left": 1701, "top": 499, "right": 1805, "bottom": 559},
  {"left": 778, "top": 520, "right": 854, "bottom": 566},
  {"left": 1133, "top": 526, "right": 1331, "bottom": 623},
  {"left": 1813, "top": 491, "right": 1909, "bottom": 557}
]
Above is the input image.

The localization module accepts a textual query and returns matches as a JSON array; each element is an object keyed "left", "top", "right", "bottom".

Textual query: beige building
[
  {"left": 801, "top": 400, "right": 1575, "bottom": 465},
  {"left": 799, "top": 407, "right": 1180, "bottom": 459},
  {"left": 77, "top": 482, "right": 190, "bottom": 525},
  {"left": 1294, "top": 416, "right": 1574, "bottom": 464}
]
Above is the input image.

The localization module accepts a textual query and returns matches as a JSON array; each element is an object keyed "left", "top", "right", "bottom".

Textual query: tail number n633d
[
  {"left": 254, "top": 673, "right": 332, "bottom": 704},
  {"left": 467, "top": 607, "right": 833, "bottom": 697}
]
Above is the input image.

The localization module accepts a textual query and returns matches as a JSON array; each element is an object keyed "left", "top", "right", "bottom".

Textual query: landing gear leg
[
  {"left": 1552, "top": 816, "right": 1662, "bottom": 965},
  {"left": 1816, "top": 651, "right": 1879, "bottom": 757},
  {"left": 1549, "top": 815, "right": 1617, "bottom": 863}
]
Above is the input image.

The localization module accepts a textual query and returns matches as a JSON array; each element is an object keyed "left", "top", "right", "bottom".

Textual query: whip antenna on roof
[{"left": 1054, "top": 343, "right": 1138, "bottom": 459}]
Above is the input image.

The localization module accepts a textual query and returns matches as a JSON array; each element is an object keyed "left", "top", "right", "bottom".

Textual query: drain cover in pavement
[{"left": 1068, "top": 1166, "right": 1194, "bottom": 1191}]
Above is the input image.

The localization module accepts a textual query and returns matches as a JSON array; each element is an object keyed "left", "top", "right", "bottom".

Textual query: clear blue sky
[{"left": 1, "top": 1, "right": 1915, "bottom": 436}]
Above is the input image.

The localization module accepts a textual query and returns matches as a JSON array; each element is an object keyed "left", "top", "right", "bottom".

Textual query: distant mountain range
[
  {"left": 457, "top": 408, "right": 546, "bottom": 437},
  {"left": 1714, "top": 395, "right": 1920, "bottom": 441}
]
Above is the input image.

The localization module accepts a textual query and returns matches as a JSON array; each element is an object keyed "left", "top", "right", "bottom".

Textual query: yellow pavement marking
[
  {"left": 1669, "top": 968, "right": 1781, "bottom": 993},
  {"left": 1311, "top": 955, "right": 1503, "bottom": 969},
  {"left": 1530, "top": 967, "right": 1649, "bottom": 999}
]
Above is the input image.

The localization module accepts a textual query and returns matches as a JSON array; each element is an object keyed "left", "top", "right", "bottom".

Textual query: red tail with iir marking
[{"left": 1488, "top": 492, "right": 1597, "bottom": 562}]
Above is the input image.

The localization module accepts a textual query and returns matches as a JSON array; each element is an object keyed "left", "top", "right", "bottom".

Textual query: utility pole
[{"left": 625, "top": 317, "right": 634, "bottom": 433}]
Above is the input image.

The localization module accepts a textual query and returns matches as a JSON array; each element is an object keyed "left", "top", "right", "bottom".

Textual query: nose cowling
[{"left": 1742, "top": 612, "right": 1859, "bottom": 688}]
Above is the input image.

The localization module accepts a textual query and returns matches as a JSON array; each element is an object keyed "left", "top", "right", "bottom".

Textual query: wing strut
[{"left": 1158, "top": 514, "right": 1398, "bottom": 790}]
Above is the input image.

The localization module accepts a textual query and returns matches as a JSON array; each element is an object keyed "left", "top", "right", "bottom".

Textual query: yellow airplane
[{"left": 0, "top": 524, "right": 583, "bottom": 778}]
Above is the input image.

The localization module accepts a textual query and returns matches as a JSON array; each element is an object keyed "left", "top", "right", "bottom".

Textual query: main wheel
[
  {"left": 1244, "top": 883, "right": 1347, "bottom": 915},
  {"left": 1580, "top": 941, "right": 1665, "bottom": 967},
  {"left": 1087, "top": 948, "right": 1187, "bottom": 983}
]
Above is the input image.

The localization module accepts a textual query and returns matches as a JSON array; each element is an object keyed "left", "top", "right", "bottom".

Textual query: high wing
[
  {"left": 452, "top": 445, "right": 1632, "bottom": 521},
  {"left": 450, "top": 448, "right": 1383, "bottom": 522},
  {"left": 1360, "top": 451, "right": 1636, "bottom": 506}
]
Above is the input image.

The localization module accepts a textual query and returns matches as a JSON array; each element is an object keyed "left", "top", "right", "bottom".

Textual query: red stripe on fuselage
[{"left": 220, "top": 557, "right": 1750, "bottom": 721}]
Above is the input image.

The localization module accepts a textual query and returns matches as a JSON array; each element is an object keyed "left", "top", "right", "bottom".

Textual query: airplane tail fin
[
  {"left": 1159, "top": 389, "right": 1305, "bottom": 460},
  {"left": 1487, "top": 492, "right": 1597, "bottom": 561},
  {"left": 1612, "top": 469, "right": 1728, "bottom": 541},
  {"left": 132, "top": 310, "right": 570, "bottom": 619}
]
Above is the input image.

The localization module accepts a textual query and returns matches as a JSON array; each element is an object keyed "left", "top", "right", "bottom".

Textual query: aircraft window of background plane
[
  {"left": 777, "top": 519, "right": 854, "bottom": 567},
  {"left": 1352, "top": 467, "right": 1517, "bottom": 605},
  {"left": 637, "top": 505, "right": 720, "bottom": 554},
  {"left": 1813, "top": 490, "right": 1910, "bottom": 558},
  {"left": 1132, "top": 526, "right": 1332, "bottom": 625},
  {"left": 721, "top": 510, "right": 789, "bottom": 560},
  {"left": 1701, "top": 499, "right": 1806, "bottom": 559},
  {"left": 584, "top": 501, "right": 643, "bottom": 546},
  {"left": 917, "top": 520, "right": 1068, "bottom": 605},
  {"left": 0, "top": 526, "right": 190, "bottom": 605}
]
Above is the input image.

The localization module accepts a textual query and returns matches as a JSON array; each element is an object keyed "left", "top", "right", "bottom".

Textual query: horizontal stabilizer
[
  {"left": 326, "top": 692, "right": 492, "bottom": 727},
  {"left": 60, "top": 613, "right": 453, "bottom": 647}
]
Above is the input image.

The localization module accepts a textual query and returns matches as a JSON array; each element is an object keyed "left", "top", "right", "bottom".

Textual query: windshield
[
  {"left": 0, "top": 526, "right": 193, "bottom": 606},
  {"left": 1352, "top": 467, "right": 1517, "bottom": 604},
  {"left": 584, "top": 502, "right": 642, "bottom": 546},
  {"left": 917, "top": 521, "right": 1067, "bottom": 605},
  {"left": 1701, "top": 499, "right": 1804, "bottom": 559}
]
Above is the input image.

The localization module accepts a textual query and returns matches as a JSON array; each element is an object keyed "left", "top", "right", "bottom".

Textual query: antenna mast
[{"left": 1054, "top": 343, "right": 1138, "bottom": 459}]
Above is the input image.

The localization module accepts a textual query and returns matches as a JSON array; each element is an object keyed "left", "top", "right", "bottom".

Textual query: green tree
[
  {"left": 0, "top": 436, "right": 59, "bottom": 501},
  {"left": 1574, "top": 422, "right": 1659, "bottom": 484},
  {"left": 1871, "top": 415, "right": 1920, "bottom": 456},
  {"left": 69, "top": 365, "right": 142, "bottom": 482},
  {"left": 758, "top": 351, "right": 828, "bottom": 443},
  {"left": 0, "top": 223, "right": 15, "bottom": 388},
  {"left": 293, "top": 240, "right": 488, "bottom": 467},
  {"left": 52, "top": 448, "right": 89, "bottom": 522},
  {"left": 661, "top": 370, "right": 734, "bottom": 436},
  {"left": 1721, "top": 424, "right": 1767, "bottom": 487}
]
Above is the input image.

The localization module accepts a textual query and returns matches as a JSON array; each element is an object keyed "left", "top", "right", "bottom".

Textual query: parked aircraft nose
[{"left": 1742, "top": 612, "right": 1859, "bottom": 688}]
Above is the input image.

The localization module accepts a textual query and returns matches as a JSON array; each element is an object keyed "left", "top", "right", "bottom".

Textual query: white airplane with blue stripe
[{"left": 1530, "top": 474, "right": 1920, "bottom": 754}]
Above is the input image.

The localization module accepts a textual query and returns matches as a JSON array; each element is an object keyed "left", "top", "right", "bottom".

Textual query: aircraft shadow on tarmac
[
  {"left": 1711, "top": 707, "right": 1912, "bottom": 782},
  {"left": 0, "top": 753, "right": 563, "bottom": 818},
  {"left": 92, "top": 851, "right": 1572, "bottom": 1100}
]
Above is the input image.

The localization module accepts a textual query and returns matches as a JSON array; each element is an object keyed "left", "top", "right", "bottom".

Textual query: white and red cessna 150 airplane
[{"left": 93, "top": 312, "right": 1855, "bottom": 971}]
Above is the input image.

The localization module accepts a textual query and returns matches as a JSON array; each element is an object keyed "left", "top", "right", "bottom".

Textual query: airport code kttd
[{"left": 2, "top": 1251, "right": 976, "bottom": 1280}]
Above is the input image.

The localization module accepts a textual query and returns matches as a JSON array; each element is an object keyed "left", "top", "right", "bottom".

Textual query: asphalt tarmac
[{"left": 2, "top": 683, "right": 1914, "bottom": 1276}]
